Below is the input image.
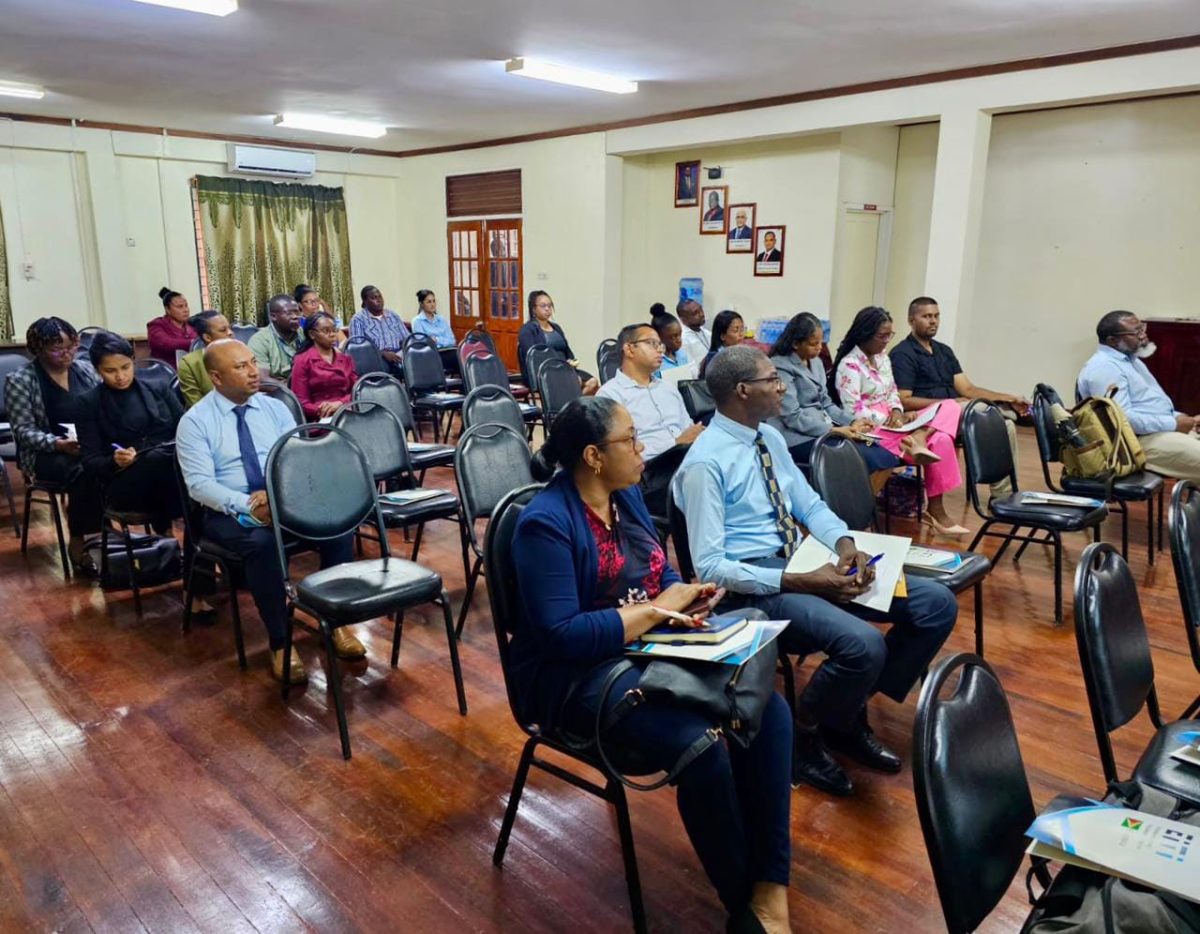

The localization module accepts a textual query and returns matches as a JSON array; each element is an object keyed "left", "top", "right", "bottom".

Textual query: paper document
[
  {"left": 628, "top": 619, "right": 788, "bottom": 666},
  {"left": 1026, "top": 795, "right": 1200, "bottom": 903},
  {"left": 1022, "top": 491, "right": 1104, "bottom": 508},
  {"left": 660, "top": 362, "right": 700, "bottom": 384},
  {"left": 785, "top": 531, "right": 911, "bottom": 613},
  {"left": 1169, "top": 730, "right": 1200, "bottom": 769},
  {"left": 380, "top": 489, "right": 445, "bottom": 505},
  {"left": 905, "top": 546, "right": 963, "bottom": 571},
  {"left": 884, "top": 402, "right": 941, "bottom": 434}
]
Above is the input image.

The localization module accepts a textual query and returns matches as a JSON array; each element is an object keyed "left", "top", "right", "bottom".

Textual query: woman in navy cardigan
[{"left": 511, "top": 397, "right": 793, "bottom": 934}]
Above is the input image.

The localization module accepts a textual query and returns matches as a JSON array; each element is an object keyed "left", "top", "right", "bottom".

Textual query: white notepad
[{"left": 785, "top": 531, "right": 911, "bottom": 613}]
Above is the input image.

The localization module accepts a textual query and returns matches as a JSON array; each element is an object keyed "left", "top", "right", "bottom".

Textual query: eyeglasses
[
  {"left": 596, "top": 429, "right": 639, "bottom": 450},
  {"left": 46, "top": 343, "right": 78, "bottom": 358},
  {"left": 630, "top": 338, "right": 665, "bottom": 351},
  {"left": 740, "top": 374, "right": 784, "bottom": 388},
  {"left": 1112, "top": 327, "right": 1147, "bottom": 337}
]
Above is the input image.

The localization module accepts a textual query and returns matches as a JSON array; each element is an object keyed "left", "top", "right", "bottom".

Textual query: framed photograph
[
  {"left": 753, "top": 225, "right": 785, "bottom": 277},
  {"left": 674, "top": 160, "right": 700, "bottom": 208},
  {"left": 725, "top": 202, "right": 756, "bottom": 253},
  {"left": 699, "top": 185, "right": 728, "bottom": 235}
]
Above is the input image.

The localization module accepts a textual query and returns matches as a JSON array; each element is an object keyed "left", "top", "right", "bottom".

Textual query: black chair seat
[
  {"left": 989, "top": 493, "right": 1108, "bottom": 531},
  {"left": 518, "top": 402, "right": 541, "bottom": 420},
  {"left": 906, "top": 551, "right": 992, "bottom": 594},
  {"left": 0, "top": 440, "right": 15, "bottom": 460},
  {"left": 413, "top": 392, "right": 464, "bottom": 409},
  {"left": 379, "top": 491, "right": 460, "bottom": 526},
  {"left": 197, "top": 535, "right": 244, "bottom": 565},
  {"left": 409, "top": 444, "right": 455, "bottom": 470},
  {"left": 444, "top": 377, "right": 464, "bottom": 392},
  {"left": 105, "top": 508, "right": 153, "bottom": 525},
  {"left": 1062, "top": 470, "right": 1163, "bottom": 501},
  {"left": 296, "top": 557, "right": 443, "bottom": 624},
  {"left": 1132, "top": 719, "right": 1200, "bottom": 807}
]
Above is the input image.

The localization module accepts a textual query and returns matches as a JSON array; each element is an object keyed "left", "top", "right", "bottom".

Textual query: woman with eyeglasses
[
  {"left": 517, "top": 290, "right": 598, "bottom": 393},
  {"left": 6, "top": 317, "right": 102, "bottom": 572},
  {"left": 698, "top": 310, "right": 745, "bottom": 379},
  {"left": 511, "top": 397, "right": 793, "bottom": 933},
  {"left": 290, "top": 311, "right": 358, "bottom": 421}
]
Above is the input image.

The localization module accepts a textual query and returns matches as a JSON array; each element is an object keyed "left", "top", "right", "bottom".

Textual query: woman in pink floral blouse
[{"left": 832, "top": 306, "right": 967, "bottom": 535}]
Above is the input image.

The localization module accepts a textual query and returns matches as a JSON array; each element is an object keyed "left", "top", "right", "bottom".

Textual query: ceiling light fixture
[
  {"left": 0, "top": 80, "right": 45, "bottom": 100},
  {"left": 129, "top": 0, "right": 238, "bottom": 16},
  {"left": 274, "top": 113, "right": 388, "bottom": 139},
  {"left": 504, "top": 57, "right": 637, "bottom": 94}
]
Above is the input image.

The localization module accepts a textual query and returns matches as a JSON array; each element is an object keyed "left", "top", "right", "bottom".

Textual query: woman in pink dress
[{"left": 833, "top": 306, "right": 968, "bottom": 536}]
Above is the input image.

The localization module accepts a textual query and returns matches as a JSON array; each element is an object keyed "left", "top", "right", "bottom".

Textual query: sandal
[{"left": 921, "top": 514, "right": 969, "bottom": 537}]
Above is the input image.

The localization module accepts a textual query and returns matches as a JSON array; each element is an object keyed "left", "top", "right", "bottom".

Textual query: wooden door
[
  {"left": 446, "top": 219, "right": 524, "bottom": 370},
  {"left": 447, "top": 221, "right": 482, "bottom": 342}
]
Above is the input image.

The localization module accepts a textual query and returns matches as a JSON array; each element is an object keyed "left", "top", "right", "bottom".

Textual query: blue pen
[{"left": 846, "top": 553, "right": 884, "bottom": 576}]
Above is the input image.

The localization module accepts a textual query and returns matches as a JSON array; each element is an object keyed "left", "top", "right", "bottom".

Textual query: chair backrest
[
  {"left": 809, "top": 434, "right": 878, "bottom": 532},
  {"left": 595, "top": 338, "right": 618, "bottom": 373},
  {"left": 960, "top": 400, "right": 1018, "bottom": 513},
  {"left": 189, "top": 337, "right": 206, "bottom": 353},
  {"left": 403, "top": 338, "right": 448, "bottom": 394},
  {"left": 331, "top": 401, "right": 411, "bottom": 482},
  {"left": 344, "top": 336, "right": 386, "bottom": 377},
  {"left": 538, "top": 357, "right": 582, "bottom": 421},
  {"left": 913, "top": 653, "right": 1037, "bottom": 934},
  {"left": 1073, "top": 542, "right": 1160, "bottom": 784},
  {"left": 597, "top": 348, "right": 622, "bottom": 385},
  {"left": 1031, "top": 385, "right": 1066, "bottom": 469},
  {"left": 483, "top": 483, "right": 547, "bottom": 726},
  {"left": 454, "top": 423, "right": 533, "bottom": 551},
  {"left": 353, "top": 373, "right": 416, "bottom": 434},
  {"left": 232, "top": 324, "right": 259, "bottom": 344},
  {"left": 463, "top": 352, "right": 510, "bottom": 394},
  {"left": 265, "top": 423, "right": 385, "bottom": 547},
  {"left": 257, "top": 382, "right": 303, "bottom": 426},
  {"left": 135, "top": 358, "right": 177, "bottom": 389},
  {"left": 524, "top": 344, "right": 561, "bottom": 394},
  {"left": 462, "top": 327, "right": 496, "bottom": 355},
  {"left": 666, "top": 484, "right": 696, "bottom": 581},
  {"left": 677, "top": 379, "right": 715, "bottom": 423},
  {"left": 462, "top": 385, "right": 526, "bottom": 437},
  {"left": 0, "top": 353, "right": 29, "bottom": 419},
  {"left": 77, "top": 326, "right": 104, "bottom": 349},
  {"left": 457, "top": 333, "right": 494, "bottom": 375},
  {"left": 1168, "top": 481, "right": 1200, "bottom": 672}
]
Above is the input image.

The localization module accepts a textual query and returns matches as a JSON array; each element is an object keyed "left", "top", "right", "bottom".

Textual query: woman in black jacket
[{"left": 516, "top": 290, "right": 598, "bottom": 392}]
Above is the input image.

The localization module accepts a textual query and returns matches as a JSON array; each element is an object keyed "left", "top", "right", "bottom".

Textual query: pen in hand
[{"left": 845, "top": 553, "right": 884, "bottom": 577}]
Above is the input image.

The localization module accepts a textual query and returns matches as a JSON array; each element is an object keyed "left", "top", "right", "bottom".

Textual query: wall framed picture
[
  {"left": 753, "top": 225, "right": 785, "bottom": 277},
  {"left": 725, "top": 202, "right": 756, "bottom": 253},
  {"left": 674, "top": 160, "right": 700, "bottom": 207},
  {"left": 699, "top": 185, "right": 728, "bottom": 235}
]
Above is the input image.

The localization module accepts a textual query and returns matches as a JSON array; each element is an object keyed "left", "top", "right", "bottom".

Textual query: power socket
[{"left": 21, "top": 260, "right": 34, "bottom": 280}]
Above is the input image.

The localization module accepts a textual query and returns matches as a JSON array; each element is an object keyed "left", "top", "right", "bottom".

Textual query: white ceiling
[{"left": 0, "top": 0, "right": 1197, "bottom": 153}]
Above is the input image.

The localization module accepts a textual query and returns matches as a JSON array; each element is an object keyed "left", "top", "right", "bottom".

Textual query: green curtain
[
  {"left": 194, "top": 175, "right": 354, "bottom": 326},
  {"left": 0, "top": 200, "right": 11, "bottom": 342}
]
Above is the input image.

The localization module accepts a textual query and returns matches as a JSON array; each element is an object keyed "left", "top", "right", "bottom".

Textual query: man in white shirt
[
  {"left": 598, "top": 323, "right": 704, "bottom": 513},
  {"left": 677, "top": 299, "right": 712, "bottom": 366}
]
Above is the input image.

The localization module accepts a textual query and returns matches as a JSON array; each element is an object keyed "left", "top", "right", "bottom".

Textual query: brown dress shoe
[
  {"left": 331, "top": 628, "right": 367, "bottom": 660},
  {"left": 272, "top": 647, "right": 308, "bottom": 684}
]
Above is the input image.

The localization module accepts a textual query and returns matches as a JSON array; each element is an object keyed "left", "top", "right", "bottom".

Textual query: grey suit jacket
[{"left": 767, "top": 353, "right": 853, "bottom": 447}]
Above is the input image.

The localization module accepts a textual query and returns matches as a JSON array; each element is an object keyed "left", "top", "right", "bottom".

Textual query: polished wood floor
[{"left": 1, "top": 427, "right": 1196, "bottom": 933}]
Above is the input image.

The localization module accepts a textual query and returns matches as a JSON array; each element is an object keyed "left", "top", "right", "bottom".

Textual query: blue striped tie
[{"left": 755, "top": 432, "right": 801, "bottom": 557}]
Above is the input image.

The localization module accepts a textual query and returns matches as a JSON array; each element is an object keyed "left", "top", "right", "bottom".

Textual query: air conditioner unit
[{"left": 227, "top": 144, "right": 316, "bottom": 179}]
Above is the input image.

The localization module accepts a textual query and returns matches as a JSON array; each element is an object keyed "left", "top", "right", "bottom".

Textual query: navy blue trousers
[{"left": 563, "top": 662, "right": 793, "bottom": 914}]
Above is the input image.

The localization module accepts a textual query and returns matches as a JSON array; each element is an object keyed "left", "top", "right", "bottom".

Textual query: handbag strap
[{"left": 593, "top": 659, "right": 721, "bottom": 793}]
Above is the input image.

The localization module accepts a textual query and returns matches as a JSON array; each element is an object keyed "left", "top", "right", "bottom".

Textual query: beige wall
[{"left": 884, "top": 123, "right": 939, "bottom": 317}]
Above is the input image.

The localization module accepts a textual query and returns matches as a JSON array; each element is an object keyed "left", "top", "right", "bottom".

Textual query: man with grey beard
[{"left": 1077, "top": 309, "right": 1200, "bottom": 482}]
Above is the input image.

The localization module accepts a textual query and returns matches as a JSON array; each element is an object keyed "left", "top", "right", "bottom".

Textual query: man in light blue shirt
[
  {"left": 176, "top": 339, "right": 359, "bottom": 684},
  {"left": 672, "top": 346, "right": 957, "bottom": 797},
  {"left": 1077, "top": 310, "right": 1200, "bottom": 482}
]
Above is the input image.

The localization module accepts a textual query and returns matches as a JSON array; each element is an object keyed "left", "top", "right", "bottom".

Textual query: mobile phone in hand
[{"left": 682, "top": 586, "right": 726, "bottom": 618}]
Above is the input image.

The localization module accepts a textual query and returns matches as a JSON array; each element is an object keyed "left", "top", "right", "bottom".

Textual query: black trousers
[
  {"left": 105, "top": 450, "right": 183, "bottom": 533},
  {"left": 33, "top": 452, "right": 102, "bottom": 536}
]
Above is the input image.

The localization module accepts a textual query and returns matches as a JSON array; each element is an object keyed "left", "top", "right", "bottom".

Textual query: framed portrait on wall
[
  {"left": 674, "top": 160, "right": 700, "bottom": 207},
  {"left": 754, "top": 225, "right": 785, "bottom": 277},
  {"left": 725, "top": 203, "right": 756, "bottom": 253},
  {"left": 699, "top": 185, "right": 728, "bottom": 235}
]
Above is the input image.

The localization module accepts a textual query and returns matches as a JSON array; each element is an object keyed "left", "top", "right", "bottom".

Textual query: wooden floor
[{"left": 1, "top": 426, "right": 1196, "bottom": 933}]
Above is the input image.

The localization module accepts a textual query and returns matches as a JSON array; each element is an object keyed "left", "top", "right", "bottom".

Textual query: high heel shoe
[
  {"left": 901, "top": 436, "right": 942, "bottom": 465},
  {"left": 921, "top": 514, "right": 969, "bottom": 536}
]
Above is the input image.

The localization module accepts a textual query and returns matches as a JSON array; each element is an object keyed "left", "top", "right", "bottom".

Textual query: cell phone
[
  {"left": 236, "top": 511, "right": 266, "bottom": 528},
  {"left": 682, "top": 586, "right": 726, "bottom": 618}
]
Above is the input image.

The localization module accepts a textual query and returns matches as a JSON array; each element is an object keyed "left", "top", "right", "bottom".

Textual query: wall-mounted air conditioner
[{"left": 227, "top": 144, "right": 316, "bottom": 179}]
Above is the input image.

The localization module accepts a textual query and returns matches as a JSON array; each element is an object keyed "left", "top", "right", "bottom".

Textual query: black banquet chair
[
  {"left": 1031, "top": 385, "right": 1163, "bottom": 564},
  {"left": 353, "top": 373, "right": 454, "bottom": 475},
  {"left": 596, "top": 339, "right": 621, "bottom": 385},
  {"left": 912, "top": 652, "right": 1051, "bottom": 934},
  {"left": 403, "top": 335, "right": 463, "bottom": 442},
  {"left": 1168, "top": 481, "right": 1200, "bottom": 719},
  {"left": 464, "top": 354, "right": 540, "bottom": 425},
  {"left": 232, "top": 324, "right": 259, "bottom": 344},
  {"left": 343, "top": 336, "right": 387, "bottom": 378},
  {"left": 677, "top": 379, "right": 715, "bottom": 425},
  {"left": 537, "top": 357, "right": 583, "bottom": 423},
  {"left": 0, "top": 352, "right": 29, "bottom": 536},
  {"left": 810, "top": 433, "right": 991, "bottom": 655},
  {"left": 265, "top": 424, "right": 467, "bottom": 759},
  {"left": 523, "top": 344, "right": 562, "bottom": 399},
  {"left": 961, "top": 400, "right": 1107, "bottom": 625},
  {"left": 485, "top": 484, "right": 651, "bottom": 934},
  {"left": 461, "top": 385, "right": 528, "bottom": 438},
  {"left": 1073, "top": 542, "right": 1200, "bottom": 804},
  {"left": 257, "top": 381, "right": 304, "bottom": 426},
  {"left": 135, "top": 358, "right": 177, "bottom": 390}
]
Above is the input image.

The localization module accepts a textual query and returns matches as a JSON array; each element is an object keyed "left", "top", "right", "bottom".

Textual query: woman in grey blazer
[{"left": 767, "top": 313, "right": 901, "bottom": 472}]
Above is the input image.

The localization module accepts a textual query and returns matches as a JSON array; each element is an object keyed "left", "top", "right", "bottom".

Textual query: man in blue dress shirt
[
  {"left": 1077, "top": 310, "right": 1200, "bottom": 483},
  {"left": 176, "top": 340, "right": 359, "bottom": 684},
  {"left": 672, "top": 346, "right": 957, "bottom": 797}
]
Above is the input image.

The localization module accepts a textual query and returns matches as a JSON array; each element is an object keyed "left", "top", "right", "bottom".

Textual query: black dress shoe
[
  {"left": 792, "top": 727, "right": 853, "bottom": 796},
  {"left": 822, "top": 713, "right": 902, "bottom": 773},
  {"left": 726, "top": 905, "right": 768, "bottom": 934}
]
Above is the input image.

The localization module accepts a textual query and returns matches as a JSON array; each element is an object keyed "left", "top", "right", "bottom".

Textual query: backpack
[
  {"left": 85, "top": 531, "right": 183, "bottom": 590},
  {"left": 1041, "top": 384, "right": 1145, "bottom": 481}
]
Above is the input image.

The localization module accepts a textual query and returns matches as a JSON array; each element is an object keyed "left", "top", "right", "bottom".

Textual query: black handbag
[
  {"left": 590, "top": 629, "right": 780, "bottom": 792},
  {"left": 85, "top": 532, "right": 183, "bottom": 590}
]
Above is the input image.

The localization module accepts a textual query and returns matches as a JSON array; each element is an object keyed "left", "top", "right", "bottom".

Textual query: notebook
[
  {"left": 640, "top": 615, "right": 748, "bottom": 645},
  {"left": 785, "top": 531, "right": 911, "bottom": 613}
]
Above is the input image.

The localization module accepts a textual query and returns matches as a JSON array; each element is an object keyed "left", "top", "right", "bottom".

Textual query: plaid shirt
[{"left": 5, "top": 359, "right": 99, "bottom": 476}]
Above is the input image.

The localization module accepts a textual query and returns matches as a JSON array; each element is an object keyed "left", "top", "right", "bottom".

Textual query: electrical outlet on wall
[
  {"left": 536, "top": 272, "right": 548, "bottom": 280},
  {"left": 21, "top": 260, "right": 35, "bottom": 280}
]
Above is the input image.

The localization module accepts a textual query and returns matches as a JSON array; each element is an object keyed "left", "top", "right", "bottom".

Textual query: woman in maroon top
[
  {"left": 146, "top": 287, "right": 197, "bottom": 366},
  {"left": 291, "top": 311, "right": 358, "bottom": 420}
]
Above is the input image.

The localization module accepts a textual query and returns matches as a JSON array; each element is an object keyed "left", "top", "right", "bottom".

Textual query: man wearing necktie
[
  {"left": 177, "top": 339, "right": 360, "bottom": 684},
  {"left": 672, "top": 346, "right": 957, "bottom": 798}
]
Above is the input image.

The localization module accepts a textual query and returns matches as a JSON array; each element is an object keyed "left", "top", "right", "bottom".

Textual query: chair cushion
[
  {"left": 989, "top": 493, "right": 1108, "bottom": 531},
  {"left": 296, "top": 557, "right": 443, "bottom": 624},
  {"left": 1061, "top": 470, "right": 1163, "bottom": 501},
  {"left": 409, "top": 445, "right": 455, "bottom": 470},
  {"left": 906, "top": 551, "right": 992, "bottom": 594},
  {"left": 379, "top": 491, "right": 460, "bottom": 526},
  {"left": 1132, "top": 719, "right": 1200, "bottom": 808},
  {"left": 413, "top": 392, "right": 464, "bottom": 409}
]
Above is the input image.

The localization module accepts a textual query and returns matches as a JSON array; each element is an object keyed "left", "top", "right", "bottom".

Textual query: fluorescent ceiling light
[
  {"left": 505, "top": 57, "right": 637, "bottom": 94},
  {"left": 0, "top": 80, "right": 45, "bottom": 100},
  {"left": 274, "top": 113, "right": 388, "bottom": 139},
  {"left": 129, "top": 0, "right": 238, "bottom": 15}
]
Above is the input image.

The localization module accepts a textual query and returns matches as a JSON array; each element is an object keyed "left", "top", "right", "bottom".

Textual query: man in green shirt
[{"left": 247, "top": 294, "right": 306, "bottom": 381}]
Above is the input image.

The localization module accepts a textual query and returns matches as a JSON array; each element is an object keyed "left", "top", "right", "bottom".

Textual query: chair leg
[
  {"left": 223, "top": 560, "right": 247, "bottom": 671},
  {"left": 1052, "top": 531, "right": 1063, "bottom": 626},
  {"left": 121, "top": 523, "right": 141, "bottom": 615},
  {"left": 439, "top": 590, "right": 468, "bottom": 715},
  {"left": 320, "top": 622, "right": 352, "bottom": 760},
  {"left": 1147, "top": 498, "right": 1155, "bottom": 566},
  {"left": 281, "top": 611, "right": 296, "bottom": 700},
  {"left": 20, "top": 486, "right": 32, "bottom": 555},
  {"left": 100, "top": 524, "right": 110, "bottom": 584},
  {"left": 455, "top": 558, "right": 482, "bottom": 639},
  {"left": 181, "top": 551, "right": 197, "bottom": 632},
  {"left": 778, "top": 655, "right": 796, "bottom": 717},
  {"left": 974, "top": 580, "right": 984, "bottom": 657},
  {"left": 493, "top": 735, "right": 538, "bottom": 866},
  {"left": 390, "top": 610, "right": 404, "bottom": 668},
  {"left": 610, "top": 782, "right": 648, "bottom": 934},
  {"left": 49, "top": 492, "right": 70, "bottom": 580},
  {"left": 0, "top": 465, "right": 19, "bottom": 538},
  {"left": 1012, "top": 528, "right": 1035, "bottom": 564},
  {"left": 411, "top": 521, "right": 425, "bottom": 561},
  {"left": 1119, "top": 502, "right": 1129, "bottom": 561},
  {"left": 457, "top": 514, "right": 472, "bottom": 591}
]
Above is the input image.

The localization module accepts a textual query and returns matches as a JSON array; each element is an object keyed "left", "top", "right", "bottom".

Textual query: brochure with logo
[
  {"left": 905, "top": 546, "right": 963, "bottom": 572},
  {"left": 627, "top": 619, "right": 788, "bottom": 666}
]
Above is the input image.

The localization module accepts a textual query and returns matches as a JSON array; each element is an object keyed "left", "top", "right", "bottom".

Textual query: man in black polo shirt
[{"left": 891, "top": 296, "right": 1029, "bottom": 494}]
